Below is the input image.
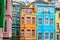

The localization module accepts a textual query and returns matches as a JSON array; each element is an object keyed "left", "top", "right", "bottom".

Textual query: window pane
[
  {"left": 21, "top": 17, "right": 24, "bottom": 24},
  {"left": 59, "top": 13, "right": 60, "bottom": 18},
  {"left": 16, "top": 28, "right": 20, "bottom": 36},
  {"left": 27, "top": 29, "right": 30, "bottom": 36},
  {"left": 21, "top": 30, "right": 24, "bottom": 36},
  {"left": 50, "top": 33, "right": 54, "bottom": 39},
  {"left": 57, "top": 35, "right": 59, "bottom": 40},
  {"left": 45, "top": 33, "right": 49, "bottom": 39},
  {"left": 38, "top": 7, "right": 42, "bottom": 12},
  {"left": 12, "top": 28, "right": 16, "bottom": 36},
  {"left": 17, "top": 7, "right": 20, "bottom": 12},
  {"left": 57, "top": 23, "right": 59, "bottom": 29},
  {"left": 50, "top": 18, "right": 53, "bottom": 25},
  {"left": 13, "top": 7, "right": 16, "bottom": 12},
  {"left": 27, "top": 17, "right": 30, "bottom": 24},
  {"left": 32, "top": 17, "right": 35, "bottom": 24},
  {"left": 38, "top": 18, "right": 42, "bottom": 24},
  {"left": 50, "top": 8, "right": 54, "bottom": 12},
  {"left": 44, "top": 8, "right": 48, "bottom": 14},
  {"left": 32, "top": 30, "right": 35, "bottom": 36},
  {"left": 38, "top": 33, "right": 42, "bottom": 40},
  {"left": 45, "top": 18, "right": 48, "bottom": 25}
]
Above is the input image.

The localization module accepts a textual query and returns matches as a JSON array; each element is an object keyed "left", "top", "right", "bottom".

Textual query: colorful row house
[
  {"left": 11, "top": 2, "right": 21, "bottom": 40},
  {"left": 20, "top": 7, "right": 36, "bottom": 40},
  {"left": 56, "top": 7, "right": 60, "bottom": 40},
  {"left": 3, "top": 0, "right": 12, "bottom": 40},
  {"left": 35, "top": 1, "right": 56, "bottom": 40}
]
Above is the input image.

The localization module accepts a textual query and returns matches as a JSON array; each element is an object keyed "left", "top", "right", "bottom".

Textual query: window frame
[
  {"left": 50, "top": 33, "right": 54, "bottom": 40},
  {"left": 56, "top": 23, "right": 59, "bottom": 29},
  {"left": 50, "top": 18, "right": 54, "bottom": 25},
  {"left": 50, "top": 8, "right": 54, "bottom": 13},
  {"left": 38, "top": 32, "right": 42, "bottom": 40},
  {"left": 59, "top": 13, "right": 60, "bottom": 18},
  {"left": 44, "top": 18, "right": 49, "bottom": 25},
  {"left": 27, "top": 29, "right": 30, "bottom": 36},
  {"left": 27, "top": 17, "right": 31, "bottom": 24},
  {"left": 20, "top": 29, "right": 24, "bottom": 36},
  {"left": 38, "top": 7, "right": 42, "bottom": 12},
  {"left": 32, "top": 17, "right": 35, "bottom": 24},
  {"left": 45, "top": 32, "right": 49, "bottom": 40},
  {"left": 32, "top": 29, "right": 35, "bottom": 36},
  {"left": 38, "top": 18, "right": 42, "bottom": 25},
  {"left": 44, "top": 7, "right": 48, "bottom": 14},
  {"left": 21, "top": 17, "right": 24, "bottom": 24}
]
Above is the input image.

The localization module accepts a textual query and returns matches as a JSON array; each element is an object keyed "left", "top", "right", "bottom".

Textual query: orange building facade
[{"left": 20, "top": 5, "right": 36, "bottom": 40}]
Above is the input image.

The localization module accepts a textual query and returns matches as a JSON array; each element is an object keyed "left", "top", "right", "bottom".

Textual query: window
[
  {"left": 27, "top": 29, "right": 30, "bottom": 36},
  {"left": 16, "top": 17, "right": 20, "bottom": 24},
  {"left": 44, "top": 8, "right": 48, "bottom": 14},
  {"left": 50, "top": 18, "right": 53, "bottom": 25},
  {"left": 4, "top": 20, "right": 7, "bottom": 32},
  {"left": 13, "top": 7, "right": 16, "bottom": 12},
  {"left": 21, "top": 29, "right": 24, "bottom": 36},
  {"left": 45, "top": 33, "right": 49, "bottom": 39},
  {"left": 17, "top": 7, "right": 20, "bottom": 12},
  {"left": 57, "top": 35, "right": 60, "bottom": 40},
  {"left": 38, "top": 18, "right": 42, "bottom": 25},
  {"left": 12, "top": 16, "right": 16, "bottom": 23},
  {"left": 50, "top": 8, "right": 54, "bottom": 12},
  {"left": 27, "top": 17, "right": 30, "bottom": 24},
  {"left": 38, "top": 33, "right": 42, "bottom": 40},
  {"left": 59, "top": 13, "right": 60, "bottom": 18},
  {"left": 25, "top": 9, "right": 33, "bottom": 14},
  {"left": 16, "top": 28, "right": 20, "bottom": 36},
  {"left": 38, "top": 7, "right": 42, "bottom": 12},
  {"left": 50, "top": 33, "right": 54, "bottom": 40},
  {"left": 45, "top": 18, "right": 48, "bottom": 25},
  {"left": 17, "top": 17, "right": 19, "bottom": 21},
  {"left": 32, "top": 17, "right": 35, "bottom": 24},
  {"left": 21, "top": 17, "right": 24, "bottom": 24},
  {"left": 12, "top": 28, "right": 16, "bottom": 36},
  {"left": 56, "top": 8, "right": 60, "bottom": 11},
  {"left": 32, "top": 30, "right": 35, "bottom": 36},
  {"left": 57, "top": 23, "right": 59, "bottom": 29}
]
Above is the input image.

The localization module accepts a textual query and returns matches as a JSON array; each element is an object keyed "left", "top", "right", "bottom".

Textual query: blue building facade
[
  {"left": 11, "top": 3, "right": 21, "bottom": 40},
  {"left": 35, "top": 1, "right": 56, "bottom": 40}
]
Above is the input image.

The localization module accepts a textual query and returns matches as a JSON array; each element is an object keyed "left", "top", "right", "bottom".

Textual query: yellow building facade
[
  {"left": 20, "top": 4, "right": 36, "bottom": 40},
  {"left": 56, "top": 8, "right": 60, "bottom": 40}
]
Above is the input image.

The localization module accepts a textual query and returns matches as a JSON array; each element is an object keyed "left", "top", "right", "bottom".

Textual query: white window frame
[
  {"left": 38, "top": 7, "right": 42, "bottom": 12},
  {"left": 50, "top": 18, "right": 54, "bottom": 25},
  {"left": 45, "top": 32, "right": 49, "bottom": 40},
  {"left": 38, "top": 32, "right": 42, "bottom": 40},
  {"left": 44, "top": 17, "right": 49, "bottom": 25},
  {"left": 38, "top": 18, "right": 42, "bottom": 25},
  {"left": 44, "top": 7, "right": 48, "bottom": 14},
  {"left": 50, "top": 8, "right": 54, "bottom": 13},
  {"left": 50, "top": 33, "right": 54, "bottom": 40}
]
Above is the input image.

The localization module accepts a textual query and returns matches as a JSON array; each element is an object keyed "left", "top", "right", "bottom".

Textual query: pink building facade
[{"left": 3, "top": 0, "right": 12, "bottom": 40}]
